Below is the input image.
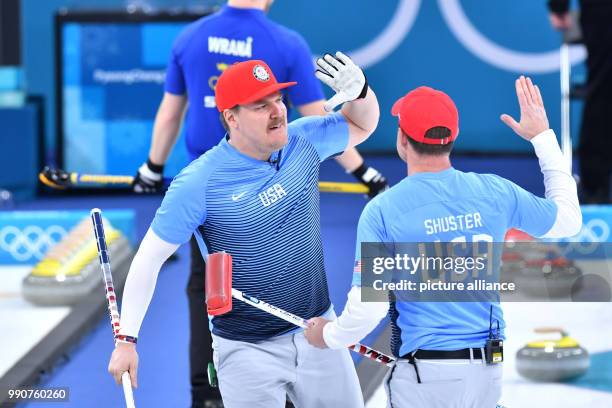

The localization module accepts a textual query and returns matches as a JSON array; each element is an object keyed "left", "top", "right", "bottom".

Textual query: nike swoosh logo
[{"left": 232, "top": 192, "right": 247, "bottom": 201}]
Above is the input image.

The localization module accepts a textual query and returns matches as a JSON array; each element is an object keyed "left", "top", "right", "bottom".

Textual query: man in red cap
[
  {"left": 305, "top": 76, "right": 581, "bottom": 407},
  {"left": 130, "top": 3, "right": 388, "bottom": 405},
  {"left": 108, "top": 53, "right": 378, "bottom": 407}
]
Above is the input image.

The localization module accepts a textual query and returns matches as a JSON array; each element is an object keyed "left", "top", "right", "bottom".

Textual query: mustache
[{"left": 268, "top": 119, "right": 285, "bottom": 127}]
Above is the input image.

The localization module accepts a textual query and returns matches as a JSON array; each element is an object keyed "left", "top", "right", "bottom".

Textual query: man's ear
[
  {"left": 224, "top": 109, "right": 238, "bottom": 129},
  {"left": 399, "top": 129, "right": 408, "bottom": 147}
]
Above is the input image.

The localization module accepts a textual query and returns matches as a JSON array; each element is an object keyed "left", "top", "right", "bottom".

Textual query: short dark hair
[
  {"left": 405, "top": 126, "right": 454, "bottom": 156},
  {"left": 219, "top": 106, "right": 240, "bottom": 132}
]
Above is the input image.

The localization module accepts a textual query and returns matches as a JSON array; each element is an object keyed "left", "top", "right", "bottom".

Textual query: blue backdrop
[
  {"left": 269, "top": 0, "right": 586, "bottom": 152},
  {"left": 61, "top": 21, "right": 191, "bottom": 175},
  {"left": 21, "top": 0, "right": 585, "bottom": 169}
]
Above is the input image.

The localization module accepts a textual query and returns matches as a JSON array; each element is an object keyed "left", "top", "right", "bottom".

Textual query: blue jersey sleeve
[
  {"left": 150, "top": 162, "right": 208, "bottom": 244},
  {"left": 352, "top": 200, "right": 387, "bottom": 287},
  {"left": 290, "top": 113, "right": 349, "bottom": 161},
  {"left": 284, "top": 33, "right": 325, "bottom": 107},
  {"left": 164, "top": 47, "right": 186, "bottom": 95},
  {"left": 502, "top": 177, "right": 558, "bottom": 237}
]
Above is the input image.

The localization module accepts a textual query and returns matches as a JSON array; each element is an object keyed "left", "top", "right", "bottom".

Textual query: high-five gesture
[
  {"left": 501, "top": 76, "right": 550, "bottom": 141},
  {"left": 315, "top": 51, "right": 368, "bottom": 112}
]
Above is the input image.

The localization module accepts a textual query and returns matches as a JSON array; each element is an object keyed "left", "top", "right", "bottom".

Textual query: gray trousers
[
  {"left": 384, "top": 353, "right": 503, "bottom": 408},
  {"left": 212, "top": 331, "right": 364, "bottom": 408}
]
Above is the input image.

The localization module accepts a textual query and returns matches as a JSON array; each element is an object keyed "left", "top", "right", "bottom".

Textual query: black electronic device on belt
[{"left": 485, "top": 305, "right": 504, "bottom": 364}]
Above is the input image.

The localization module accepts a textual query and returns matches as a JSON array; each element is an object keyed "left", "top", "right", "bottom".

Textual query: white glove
[{"left": 315, "top": 51, "right": 368, "bottom": 112}]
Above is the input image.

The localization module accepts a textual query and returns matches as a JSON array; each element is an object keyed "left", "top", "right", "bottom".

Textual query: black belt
[
  {"left": 403, "top": 348, "right": 484, "bottom": 360},
  {"left": 400, "top": 348, "right": 484, "bottom": 384}
]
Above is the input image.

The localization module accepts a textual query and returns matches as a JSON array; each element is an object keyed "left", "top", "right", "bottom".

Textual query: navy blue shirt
[
  {"left": 165, "top": 5, "right": 325, "bottom": 160},
  {"left": 152, "top": 114, "right": 349, "bottom": 341}
]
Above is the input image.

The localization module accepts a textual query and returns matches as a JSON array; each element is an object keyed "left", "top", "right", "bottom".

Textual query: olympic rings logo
[
  {"left": 0, "top": 225, "right": 67, "bottom": 262},
  {"left": 557, "top": 219, "right": 610, "bottom": 255},
  {"left": 348, "top": 0, "right": 586, "bottom": 73}
]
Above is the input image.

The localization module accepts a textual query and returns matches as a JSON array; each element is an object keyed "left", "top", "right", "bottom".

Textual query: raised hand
[
  {"left": 315, "top": 51, "right": 368, "bottom": 112},
  {"left": 500, "top": 76, "right": 550, "bottom": 141}
]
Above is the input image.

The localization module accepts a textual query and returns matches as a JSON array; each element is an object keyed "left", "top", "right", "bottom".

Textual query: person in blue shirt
[
  {"left": 108, "top": 55, "right": 379, "bottom": 407},
  {"left": 129, "top": 1, "right": 388, "bottom": 405},
  {"left": 133, "top": 0, "right": 387, "bottom": 194},
  {"left": 304, "top": 77, "right": 582, "bottom": 407}
]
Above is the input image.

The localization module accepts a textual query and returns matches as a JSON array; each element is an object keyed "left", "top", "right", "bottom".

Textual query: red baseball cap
[
  {"left": 391, "top": 86, "right": 459, "bottom": 145},
  {"left": 215, "top": 60, "right": 297, "bottom": 112}
]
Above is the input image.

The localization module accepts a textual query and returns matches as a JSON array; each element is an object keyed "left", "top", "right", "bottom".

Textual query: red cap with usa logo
[
  {"left": 391, "top": 86, "right": 459, "bottom": 145},
  {"left": 215, "top": 60, "right": 297, "bottom": 112}
]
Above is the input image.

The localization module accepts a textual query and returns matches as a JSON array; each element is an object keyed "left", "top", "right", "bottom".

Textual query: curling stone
[
  {"left": 22, "top": 217, "right": 133, "bottom": 306},
  {"left": 516, "top": 328, "right": 589, "bottom": 382},
  {"left": 504, "top": 229, "right": 535, "bottom": 243}
]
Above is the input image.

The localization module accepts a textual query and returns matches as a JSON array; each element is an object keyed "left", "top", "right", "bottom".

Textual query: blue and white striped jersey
[
  {"left": 352, "top": 168, "right": 557, "bottom": 357},
  {"left": 152, "top": 113, "right": 349, "bottom": 342}
]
